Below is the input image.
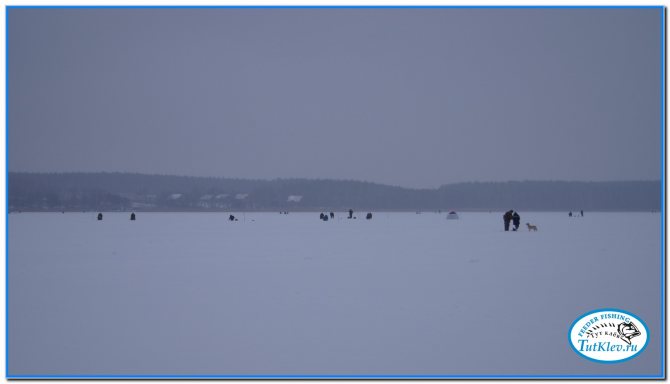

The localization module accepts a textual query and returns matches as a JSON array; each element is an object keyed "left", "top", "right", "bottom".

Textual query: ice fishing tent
[{"left": 446, "top": 211, "right": 459, "bottom": 220}]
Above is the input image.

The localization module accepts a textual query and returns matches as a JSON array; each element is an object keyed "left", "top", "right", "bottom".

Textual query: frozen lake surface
[{"left": 8, "top": 211, "right": 663, "bottom": 377}]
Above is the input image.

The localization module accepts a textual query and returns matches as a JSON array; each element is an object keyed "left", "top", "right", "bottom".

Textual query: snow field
[{"left": 8, "top": 211, "right": 662, "bottom": 377}]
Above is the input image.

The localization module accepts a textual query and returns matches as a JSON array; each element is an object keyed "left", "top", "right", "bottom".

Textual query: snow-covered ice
[{"left": 7, "top": 211, "right": 663, "bottom": 377}]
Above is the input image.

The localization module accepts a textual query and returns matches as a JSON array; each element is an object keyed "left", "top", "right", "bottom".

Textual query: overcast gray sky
[{"left": 8, "top": 7, "right": 663, "bottom": 188}]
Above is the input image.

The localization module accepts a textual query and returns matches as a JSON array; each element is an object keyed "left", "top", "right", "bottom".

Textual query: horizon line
[{"left": 7, "top": 170, "right": 661, "bottom": 190}]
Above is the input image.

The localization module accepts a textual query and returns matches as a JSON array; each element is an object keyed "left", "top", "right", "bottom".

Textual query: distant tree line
[{"left": 8, "top": 172, "right": 661, "bottom": 212}]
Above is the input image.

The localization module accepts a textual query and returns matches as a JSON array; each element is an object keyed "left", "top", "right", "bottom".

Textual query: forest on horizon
[{"left": 8, "top": 172, "right": 661, "bottom": 212}]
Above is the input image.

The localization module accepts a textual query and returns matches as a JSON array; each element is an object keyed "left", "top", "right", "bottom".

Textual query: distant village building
[
  {"left": 131, "top": 202, "right": 156, "bottom": 209},
  {"left": 287, "top": 195, "right": 303, "bottom": 202},
  {"left": 235, "top": 193, "right": 249, "bottom": 200},
  {"left": 169, "top": 193, "right": 183, "bottom": 200},
  {"left": 196, "top": 195, "right": 215, "bottom": 209}
]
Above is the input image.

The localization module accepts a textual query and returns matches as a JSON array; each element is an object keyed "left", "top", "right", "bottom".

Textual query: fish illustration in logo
[{"left": 617, "top": 321, "right": 641, "bottom": 345}]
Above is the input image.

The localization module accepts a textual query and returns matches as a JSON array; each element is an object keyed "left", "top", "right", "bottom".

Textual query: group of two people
[{"left": 503, "top": 210, "right": 520, "bottom": 231}]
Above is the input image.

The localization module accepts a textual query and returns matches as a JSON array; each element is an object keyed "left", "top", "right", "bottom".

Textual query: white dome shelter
[{"left": 446, "top": 211, "right": 459, "bottom": 220}]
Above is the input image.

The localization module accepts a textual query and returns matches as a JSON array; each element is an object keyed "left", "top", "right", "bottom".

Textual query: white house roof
[{"left": 287, "top": 195, "right": 303, "bottom": 202}]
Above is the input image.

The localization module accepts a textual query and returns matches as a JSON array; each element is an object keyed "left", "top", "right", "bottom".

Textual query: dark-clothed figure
[
  {"left": 569, "top": 211, "right": 573, "bottom": 217},
  {"left": 130, "top": 212, "right": 136, "bottom": 221},
  {"left": 97, "top": 213, "right": 103, "bottom": 221},
  {"left": 329, "top": 212, "right": 335, "bottom": 219},
  {"left": 229, "top": 215, "right": 236, "bottom": 221},
  {"left": 580, "top": 210, "right": 584, "bottom": 217},
  {"left": 512, "top": 211, "right": 521, "bottom": 231},
  {"left": 503, "top": 210, "right": 513, "bottom": 231},
  {"left": 366, "top": 212, "right": 372, "bottom": 220},
  {"left": 348, "top": 209, "right": 354, "bottom": 219},
  {"left": 320, "top": 213, "right": 325, "bottom": 220}
]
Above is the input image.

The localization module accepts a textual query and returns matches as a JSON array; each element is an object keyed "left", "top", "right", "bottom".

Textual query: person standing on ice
[
  {"left": 503, "top": 210, "right": 513, "bottom": 231},
  {"left": 348, "top": 209, "right": 354, "bottom": 219},
  {"left": 512, "top": 211, "right": 521, "bottom": 231}
]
